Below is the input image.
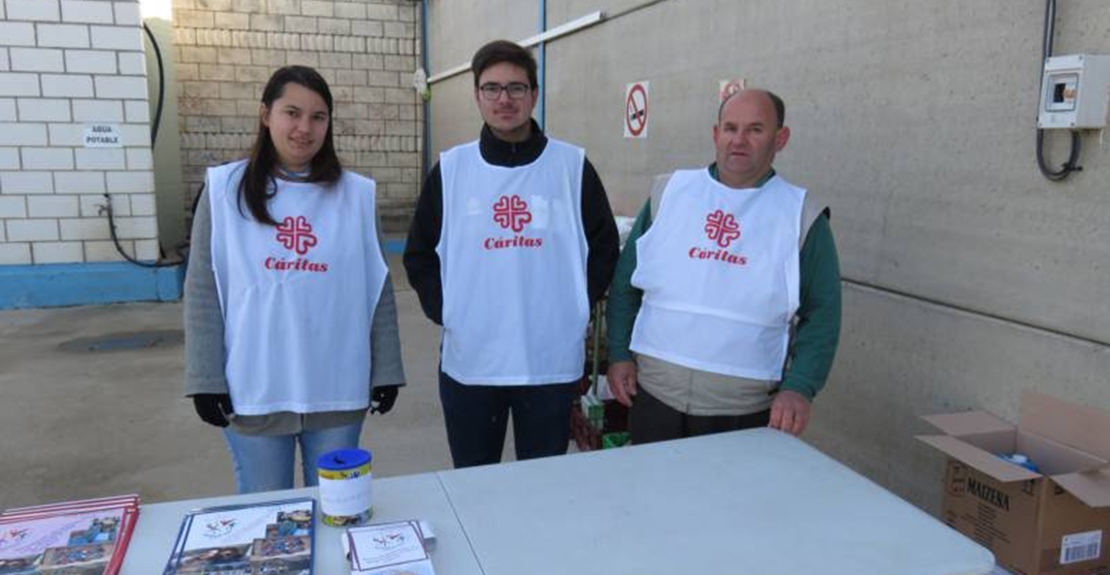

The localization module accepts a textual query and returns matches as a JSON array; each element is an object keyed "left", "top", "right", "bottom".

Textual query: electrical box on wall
[{"left": 1038, "top": 54, "right": 1110, "bottom": 129}]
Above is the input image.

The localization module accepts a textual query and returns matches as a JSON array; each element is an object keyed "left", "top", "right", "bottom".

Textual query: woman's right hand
[{"left": 192, "top": 393, "right": 234, "bottom": 427}]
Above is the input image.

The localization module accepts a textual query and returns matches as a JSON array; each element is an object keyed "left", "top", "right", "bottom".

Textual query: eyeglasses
[{"left": 478, "top": 82, "right": 532, "bottom": 101}]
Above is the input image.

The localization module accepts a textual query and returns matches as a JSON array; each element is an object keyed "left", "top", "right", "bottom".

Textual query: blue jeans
[{"left": 222, "top": 421, "right": 363, "bottom": 494}]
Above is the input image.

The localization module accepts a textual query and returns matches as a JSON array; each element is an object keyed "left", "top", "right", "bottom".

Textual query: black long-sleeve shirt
[{"left": 404, "top": 121, "right": 620, "bottom": 325}]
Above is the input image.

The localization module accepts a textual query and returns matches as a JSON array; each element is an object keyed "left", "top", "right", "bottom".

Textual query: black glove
[
  {"left": 193, "top": 393, "right": 234, "bottom": 427},
  {"left": 370, "top": 385, "right": 399, "bottom": 415}
]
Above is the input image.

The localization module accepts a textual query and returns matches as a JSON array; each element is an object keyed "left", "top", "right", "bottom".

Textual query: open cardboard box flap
[
  {"left": 916, "top": 433, "right": 1040, "bottom": 482},
  {"left": 918, "top": 392, "right": 1110, "bottom": 507},
  {"left": 1054, "top": 469, "right": 1110, "bottom": 508},
  {"left": 921, "top": 410, "right": 1014, "bottom": 437},
  {"left": 1020, "top": 390, "right": 1110, "bottom": 461}
]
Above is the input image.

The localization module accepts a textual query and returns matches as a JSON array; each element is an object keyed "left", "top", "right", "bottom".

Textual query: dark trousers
[
  {"left": 629, "top": 387, "right": 771, "bottom": 445},
  {"left": 439, "top": 370, "right": 577, "bottom": 468}
]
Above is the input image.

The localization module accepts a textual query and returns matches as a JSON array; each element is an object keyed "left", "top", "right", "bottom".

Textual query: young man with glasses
[{"left": 404, "top": 40, "right": 619, "bottom": 468}]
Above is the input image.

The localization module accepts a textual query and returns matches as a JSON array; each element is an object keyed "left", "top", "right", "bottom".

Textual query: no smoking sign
[{"left": 624, "top": 81, "right": 649, "bottom": 139}]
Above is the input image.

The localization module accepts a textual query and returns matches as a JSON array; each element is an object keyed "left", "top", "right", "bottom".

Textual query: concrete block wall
[
  {"left": 0, "top": 0, "right": 159, "bottom": 264},
  {"left": 170, "top": 0, "right": 422, "bottom": 228}
]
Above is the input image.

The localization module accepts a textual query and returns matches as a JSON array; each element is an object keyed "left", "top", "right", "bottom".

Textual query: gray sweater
[{"left": 184, "top": 183, "right": 405, "bottom": 436}]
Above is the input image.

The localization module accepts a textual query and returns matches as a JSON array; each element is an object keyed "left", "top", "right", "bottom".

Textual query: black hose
[
  {"left": 103, "top": 192, "right": 181, "bottom": 268},
  {"left": 143, "top": 22, "right": 165, "bottom": 146},
  {"left": 102, "top": 24, "right": 180, "bottom": 268},
  {"left": 1042, "top": 0, "right": 1055, "bottom": 59},
  {"left": 1036, "top": 129, "right": 1082, "bottom": 181}
]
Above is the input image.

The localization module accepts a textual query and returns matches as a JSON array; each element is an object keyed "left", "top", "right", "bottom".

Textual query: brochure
[
  {"left": 345, "top": 520, "right": 436, "bottom": 575},
  {"left": 0, "top": 495, "right": 139, "bottom": 575},
  {"left": 161, "top": 498, "right": 315, "bottom": 575},
  {"left": 3, "top": 495, "right": 139, "bottom": 518}
]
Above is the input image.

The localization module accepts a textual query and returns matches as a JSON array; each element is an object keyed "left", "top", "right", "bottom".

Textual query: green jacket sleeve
[
  {"left": 605, "top": 200, "right": 652, "bottom": 363},
  {"left": 780, "top": 214, "right": 841, "bottom": 400}
]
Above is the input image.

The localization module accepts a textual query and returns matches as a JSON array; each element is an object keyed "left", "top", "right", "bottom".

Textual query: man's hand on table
[{"left": 768, "top": 390, "right": 811, "bottom": 436}]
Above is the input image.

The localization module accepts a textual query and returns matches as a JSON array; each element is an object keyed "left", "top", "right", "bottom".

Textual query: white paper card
[{"left": 348, "top": 520, "right": 430, "bottom": 572}]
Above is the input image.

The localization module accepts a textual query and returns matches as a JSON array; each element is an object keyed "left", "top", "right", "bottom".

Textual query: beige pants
[{"left": 635, "top": 353, "right": 777, "bottom": 416}]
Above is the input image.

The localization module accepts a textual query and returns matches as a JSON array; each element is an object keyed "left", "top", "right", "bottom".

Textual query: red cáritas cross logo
[
  {"left": 276, "top": 215, "right": 318, "bottom": 255},
  {"left": 492, "top": 194, "right": 532, "bottom": 233},
  {"left": 704, "top": 209, "right": 741, "bottom": 248}
]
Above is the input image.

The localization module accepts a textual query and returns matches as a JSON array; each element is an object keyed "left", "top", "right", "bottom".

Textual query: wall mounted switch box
[{"left": 1038, "top": 54, "right": 1110, "bottom": 129}]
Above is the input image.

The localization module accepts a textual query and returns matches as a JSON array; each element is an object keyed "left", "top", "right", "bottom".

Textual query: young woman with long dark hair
[{"left": 183, "top": 66, "right": 404, "bottom": 493}]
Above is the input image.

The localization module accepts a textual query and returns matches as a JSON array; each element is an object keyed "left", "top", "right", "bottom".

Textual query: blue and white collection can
[{"left": 317, "top": 448, "right": 373, "bottom": 526}]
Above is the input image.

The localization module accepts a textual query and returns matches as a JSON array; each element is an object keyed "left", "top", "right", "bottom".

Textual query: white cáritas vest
[
  {"left": 437, "top": 139, "right": 589, "bottom": 385},
  {"left": 630, "top": 169, "right": 805, "bottom": 380},
  {"left": 207, "top": 160, "right": 387, "bottom": 415}
]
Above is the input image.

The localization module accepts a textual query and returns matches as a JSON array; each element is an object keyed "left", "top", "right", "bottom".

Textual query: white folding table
[
  {"left": 119, "top": 428, "right": 994, "bottom": 575},
  {"left": 441, "top": 428, "right": 994, "bottom": 575}
]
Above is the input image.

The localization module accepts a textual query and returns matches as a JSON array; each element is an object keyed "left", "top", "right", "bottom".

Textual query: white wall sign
[
  {"left": 83, "top": 124, "right": 123, "bottom": 148},
  {"left": 719, "top": 78, "right": 746, "bottom": 102},
  {"left": 624, "top": 81, "right": 649, "bottom": 139}
]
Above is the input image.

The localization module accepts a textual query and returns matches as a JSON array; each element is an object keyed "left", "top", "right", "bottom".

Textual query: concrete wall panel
[
  {"left": 549, "top": 0, "right": 647, "bottom": 23},
  {"left": 429, "top": 73, "right": 481, "bottom": 159},
  {"left": 426, "top": 0, "right": 534, "bottom": 75},
  {"left": 544, "top": 0, "right": 722, "bottom": 214},
  {"left": 809, "top": 283, "right": 1110, "bottom": 511}
]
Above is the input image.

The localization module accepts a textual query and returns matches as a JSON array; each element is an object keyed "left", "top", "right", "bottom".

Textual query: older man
[
  {"left": 606, "top": 89, "right": 841, "bottom": 443},
  {"left": 404, "top": 40, "right": 619, "bottom": 467}
]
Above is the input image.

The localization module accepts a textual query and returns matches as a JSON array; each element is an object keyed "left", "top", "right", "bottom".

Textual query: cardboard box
[{"left": 918, "top": 391, "right": 1110, "bottom": 575}]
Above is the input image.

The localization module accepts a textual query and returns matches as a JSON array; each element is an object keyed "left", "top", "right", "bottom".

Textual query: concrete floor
[{"left": 0, "top": 253, "right": 528, "bottom": 509}]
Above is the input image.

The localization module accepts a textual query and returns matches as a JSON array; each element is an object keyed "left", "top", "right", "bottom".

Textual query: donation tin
[{"left": 317, "top": 448, "right": 373, "bottom": 526}]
